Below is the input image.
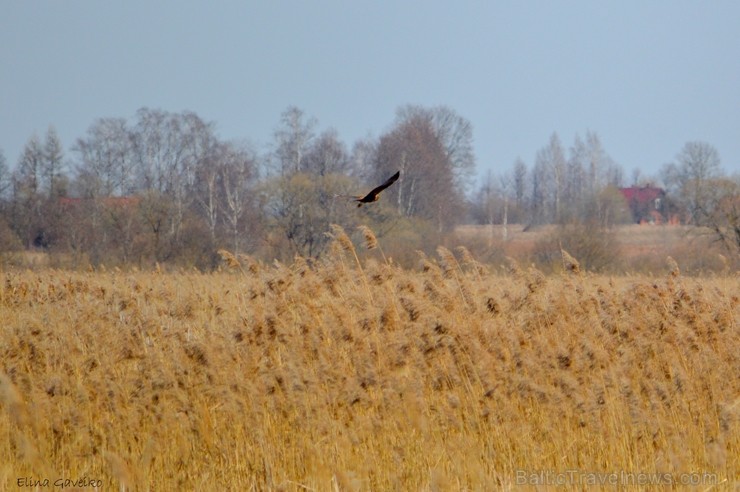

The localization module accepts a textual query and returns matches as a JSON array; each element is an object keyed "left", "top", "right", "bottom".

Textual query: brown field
[
  {"left": 455, "top": 223, "right": 697, "bottom": 257},
  {"left": 455, "top": 223, "right": 736, "bottom": 274},
  {"left": 0, "top": 228, "right": 738, "bottom": 490}
]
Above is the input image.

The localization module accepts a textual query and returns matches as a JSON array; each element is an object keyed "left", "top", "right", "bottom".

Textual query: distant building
[{"left": 619, "top": 186, "right": 667, "bottom": 224}]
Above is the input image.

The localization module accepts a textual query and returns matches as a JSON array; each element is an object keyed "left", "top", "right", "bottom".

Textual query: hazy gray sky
[{"left": 2, "top": 1, "right": 738, "bottom": 185}]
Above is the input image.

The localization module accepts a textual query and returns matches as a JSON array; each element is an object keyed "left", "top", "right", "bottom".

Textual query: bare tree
[
  {"left": 302, "top": 129, "right": 350, "bottom": 176},
  {"left": 374, "top": 110, "right": 463, "bottom": 231},
  {"left": 529, "top": 158, "right": 547, "bottom": 225},
  {"left": 261, "top": 172, "right": 353, "bottom": 259},
  {"left": 395, "top": 105, "right": 476, "bottom": 193},
  {"left": 0, "top": 149, "right": 10, "bottom": 199},
  {"left": 701, "top": 176, "right": 739, "bottom": 255},
  {"left": 70, "top": 118, "right": 138, "bottom": 264},
  {"left": 171, "top": 111, "right": 218, "bottom": 249},
  {"left": 668, "top": 141, "right": 723, "bottom": 224},
  {"left": 138, "top": 190, "right": 173, "bottom": 262},
  {"left": 349, "top": 136, "right": 378, "bottom": 181},
  {"left": 585, "top": 131, "right": 607, "bottom": 194},
  {"left": 131, "top": 108, "right": 172, "bottom": 193},
  {"left": 525, "top": 131, "right": 623, "bottom": 225},
  {"left": 193, "top": 147, "right": 222, "bottom": 244},
  {"left": 219, "top": 142, "right": 258, "bottom": 254},
  {"left": 15, "top": 134, "right": 43, "bottom": 198},
  {"left": 130, "top": 108, "right": 218, "bottom": 258},
  {"left": 42, "top": 126, "right": 65, "bottom": 198},
  {"left": 131, "top": 107, "right": 212, "bottom": 197},
  {"left": 548, "top": 133, "right": 567, "bottom": 222},
  {"left": 498, "top": 171, "right": 513, "bottom": 241},
  {"left": 532, "top": 133, "right": 566, "bottom": 223},
  {"left": 663, "top": 142, "right": 736, "bottom": 253},
  {"left": 74, "top": 118, "right": 133, "bottom": 198},
  {"left": 271, "top": 106, "right": 316, "bottom": 176},
  {"left": 0, "top": 149, "right": 19, "bottom": 252},
  {"left": 470, "top": 170, "right": 496, "bottom": 242},
  {"left": 513, "top": 158, "right": 527, "bottom": 210},
  {"left": 13, "top": 134, "right": 45, "bottom": 247},
  {"left": 66, "top": 106, "right": 229, "bottom": 266},
  {"left": 262, "top": 107, "right": 357, "bottom": 259},
  {"left": 584, "top": 185, "right": 632, "bottom": 228}
]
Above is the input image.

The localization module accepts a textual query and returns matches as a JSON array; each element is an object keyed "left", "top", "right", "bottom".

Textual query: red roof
[{"left": 619, "top": 186, "right": 664, "bottom": 204}]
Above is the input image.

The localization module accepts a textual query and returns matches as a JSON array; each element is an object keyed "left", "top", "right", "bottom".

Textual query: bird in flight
[{"left": 342, "top": 171, "right": 400, "bottom": 207}]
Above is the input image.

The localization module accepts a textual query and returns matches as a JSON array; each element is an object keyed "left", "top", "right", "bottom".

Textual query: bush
[{"left": 533, "top": 222, "right": 621, "bottom": 272}]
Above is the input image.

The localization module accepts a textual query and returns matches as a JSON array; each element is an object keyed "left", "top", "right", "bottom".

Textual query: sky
[{"left": 1, "top": 1, "right": 739, "bottom": 188}]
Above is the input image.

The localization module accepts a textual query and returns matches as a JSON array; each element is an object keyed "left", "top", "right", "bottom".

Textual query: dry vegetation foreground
[{"left": 0, "top": 234, "right": 738, "bottom": 490}]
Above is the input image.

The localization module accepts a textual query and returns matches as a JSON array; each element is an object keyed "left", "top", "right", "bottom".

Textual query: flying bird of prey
[{"left": 347, "top": 171, "right": 401, "bottom": 207}]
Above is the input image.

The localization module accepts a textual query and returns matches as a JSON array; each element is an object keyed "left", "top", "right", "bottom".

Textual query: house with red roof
[{"left": 619, "top": 186, "right": 667, "bottom": 224}]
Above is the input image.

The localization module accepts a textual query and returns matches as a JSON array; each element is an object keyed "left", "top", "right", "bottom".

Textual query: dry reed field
[{"left": 0, "top": 226, "right": 738, "bottom": 490}]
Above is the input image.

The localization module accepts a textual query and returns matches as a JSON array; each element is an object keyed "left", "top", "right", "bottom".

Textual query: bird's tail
[{"left": 334, "top": 193, "right": 363, "bottom": 205}]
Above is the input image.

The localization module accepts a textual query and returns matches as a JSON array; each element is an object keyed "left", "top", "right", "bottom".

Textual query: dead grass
[
  {"left": 456, "top": 223, "right": 737, "bottom": 274},
  {"left": 0, "top": 230, "right": 738, "bottom": 490}
]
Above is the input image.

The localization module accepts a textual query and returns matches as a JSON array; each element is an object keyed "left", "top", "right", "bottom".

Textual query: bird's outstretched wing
[
  {"left": 335, "top": 171, "right": 401, "bottom": 207},
  {"left": 357, "top": 171, "right": 400, "bottom": 204}
]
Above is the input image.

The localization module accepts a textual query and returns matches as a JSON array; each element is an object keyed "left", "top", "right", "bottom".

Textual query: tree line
[
  {"left": 0, "top": 105, "right": 737, "bottom": 269},
  {"left": 0, "top": 105, "right": 474, "bottom": 268},
  {"left": 470, "top": 132, "right": 738, "bottom": 255}
]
